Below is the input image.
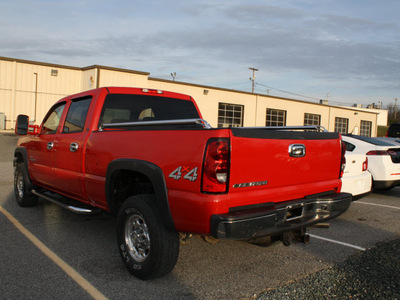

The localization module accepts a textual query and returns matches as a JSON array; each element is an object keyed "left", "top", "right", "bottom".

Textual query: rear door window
[{"left": 62, "top": 96, "right": 92, "bottom": 133}]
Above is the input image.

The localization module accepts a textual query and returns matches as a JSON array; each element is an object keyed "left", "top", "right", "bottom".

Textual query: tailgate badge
[
  {"left": 233, "top": 180, "right": 268, "bottom": 188},
  {"left": 289, "top": 144, "right": 306, "bottom": 157}
]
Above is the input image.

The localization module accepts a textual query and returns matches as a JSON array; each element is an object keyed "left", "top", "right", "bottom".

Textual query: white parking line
[
  {"left": 354, "top": 201, "right": 400, "bottom": 210},
  {"left": 309, "top": 234, "right": 366, "bottom": 251},
  {"left": 0, "top": 206, "right": 108, "bottom": 300}
]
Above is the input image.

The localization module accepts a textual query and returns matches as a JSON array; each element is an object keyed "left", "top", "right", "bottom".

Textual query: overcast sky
[{"left": 1, "top": 0, "right": 399, "bottom": 107}]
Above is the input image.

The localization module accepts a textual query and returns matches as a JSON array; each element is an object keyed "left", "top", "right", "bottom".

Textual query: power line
[
  {"left": 255, "top": 82, "right": 361, "bottom": 107},
  {"left": 255, "top": 82, "right": 320, "bottom": 102}
]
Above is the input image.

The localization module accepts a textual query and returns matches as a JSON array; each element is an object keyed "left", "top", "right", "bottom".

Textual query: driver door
[{"left": 27, "top": 102, "right": 66, "bottom": 189}]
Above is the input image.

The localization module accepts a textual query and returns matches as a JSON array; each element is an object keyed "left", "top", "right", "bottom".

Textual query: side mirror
[{"left": 15, "top": 115, "right": 29, "bottom": 135}]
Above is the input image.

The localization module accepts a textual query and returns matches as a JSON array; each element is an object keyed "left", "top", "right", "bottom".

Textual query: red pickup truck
[{"left": 14, "top": 87, "right": 351, "bottom": 279}]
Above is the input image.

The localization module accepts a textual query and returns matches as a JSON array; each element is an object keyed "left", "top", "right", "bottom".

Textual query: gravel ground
[{"left": 257, "top": 238, "right": 400, "bottom": 300}]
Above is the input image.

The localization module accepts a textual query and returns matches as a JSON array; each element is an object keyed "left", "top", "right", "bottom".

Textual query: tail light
[
  {"left": 339, "top": 140, "right": 346, "bottom": 178},
  {"left": 366, "top": 150, "right": 390, "bottom": 155},
  {"left": 142, "top": 88, "right": 163, "bottom": 94},
  {"left": 362, "top": 157, "right": 368, "bottom": 172},
  {"left": 201, "top": 138, "right": 230, "bottom": 193}
]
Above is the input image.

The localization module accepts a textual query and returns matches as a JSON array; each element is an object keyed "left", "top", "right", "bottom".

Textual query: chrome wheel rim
[
  {"left": 124, "top": 214, "right": 150, "bottom": 262},
  {"left": 16, "top": 172, "right": 24, "bottom": 199}
]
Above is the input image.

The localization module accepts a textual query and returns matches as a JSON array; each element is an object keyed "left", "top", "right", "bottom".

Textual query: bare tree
[{"left": 387, "top": 103, "right": 400, "bottom": 124}]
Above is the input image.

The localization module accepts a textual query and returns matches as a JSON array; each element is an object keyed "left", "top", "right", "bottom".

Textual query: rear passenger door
[{"left": 52, "top": 96, "right": 92, "bottom": 200}]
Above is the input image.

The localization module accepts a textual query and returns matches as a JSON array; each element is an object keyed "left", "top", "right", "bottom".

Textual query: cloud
[{"left": 1, "top": 0, "right": 399, "bottom": 104}]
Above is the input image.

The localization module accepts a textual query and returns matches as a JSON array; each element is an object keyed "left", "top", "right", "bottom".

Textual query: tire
[
  {"left": 117, "top": 194, "right": 179, "bottom": 280},
  {"left": 14, "top": 163, "right": 38, "bottom": 207}
]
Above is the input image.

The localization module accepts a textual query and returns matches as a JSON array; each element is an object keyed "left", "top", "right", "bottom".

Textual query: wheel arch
[
  {"left": 14, "top": 147, "right": 28, "bottom": 167},
  {"left": 106, "top": 158, "right": 175, "bottom": 231},
  {"left": 13, "top": 147, "right": 33, "bottom": 187}
]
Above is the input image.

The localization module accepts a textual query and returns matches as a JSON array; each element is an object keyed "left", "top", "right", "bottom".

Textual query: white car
[
  {"left": 340, "top": 137, "right": 372, "bottom": 198},
  {"left": 342, "top": 135, "right": 400, "bottom": 190}
]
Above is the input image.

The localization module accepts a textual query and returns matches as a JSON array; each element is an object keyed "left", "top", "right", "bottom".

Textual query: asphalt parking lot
[{"left": 0, "top": 132, "right": 399, "bottom": 300}]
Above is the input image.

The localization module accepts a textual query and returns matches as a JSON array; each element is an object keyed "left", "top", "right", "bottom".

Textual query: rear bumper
[
  {"left": 373, "top": 180, "right": 400, "bottom": 189},
  {"left": 210, "top": 192, "right": 352, "bottom": 240},
  {"left": 341, "top": 171, "right": 372, "bottom": 196}
]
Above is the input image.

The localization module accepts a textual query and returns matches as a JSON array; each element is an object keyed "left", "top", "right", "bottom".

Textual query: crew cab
[{"left": 14, "top": 87, "right": 352, "bottom": 279}]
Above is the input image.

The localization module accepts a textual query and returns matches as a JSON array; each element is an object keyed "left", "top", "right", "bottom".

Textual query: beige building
[{"left": 0, "top": 56, "right": 381, "bottom": 136}]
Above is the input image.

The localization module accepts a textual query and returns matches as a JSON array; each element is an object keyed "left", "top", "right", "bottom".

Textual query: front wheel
[
  {"left": 116, "top": 195, "right": 179, "bottom": 280},
  {"left": 14, "top": 163, "right": 38, "bottom": 207}
]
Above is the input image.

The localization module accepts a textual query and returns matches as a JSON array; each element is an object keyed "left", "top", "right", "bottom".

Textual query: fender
[
  {"left": 14, "top": 147, "right": 29, "bottom": 168},
  {"left": 14, "top": 147, "right": 35, "bottom": 191},
  {"left": 106, "top": 158, "right": 175, "bottom": 231}
]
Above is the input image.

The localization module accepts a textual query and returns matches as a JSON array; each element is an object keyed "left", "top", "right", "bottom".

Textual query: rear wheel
[
  {"left": 14, "top": 163, "right": 38, "bottom": 207},
  {"left": 117, "top": 194, "right": 179, "bottom": 280}
]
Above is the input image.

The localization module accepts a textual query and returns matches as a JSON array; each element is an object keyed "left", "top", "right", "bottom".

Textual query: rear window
[
  {"left": 345, "top": 135, "right": 397, "bottom": 146},
  {"left": 99, "top": 94, "right": 200, "bottom": 126}
]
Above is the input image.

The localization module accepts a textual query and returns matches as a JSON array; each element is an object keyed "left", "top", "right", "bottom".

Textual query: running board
[{"left": 32, "top": 189, "right": 101, "bottom": 215}]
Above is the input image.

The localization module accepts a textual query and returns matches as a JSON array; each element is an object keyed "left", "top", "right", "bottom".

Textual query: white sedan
[
  {"left": 342, "top": 135, "right": 400, "bottom": 190},
  {"left": 341, "top": 136, "right": 372, "bottom": 198}
]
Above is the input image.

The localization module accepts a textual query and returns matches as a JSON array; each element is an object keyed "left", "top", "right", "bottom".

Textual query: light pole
[{"left": 34, "top": 72, "right": 38, "bottom": 123}]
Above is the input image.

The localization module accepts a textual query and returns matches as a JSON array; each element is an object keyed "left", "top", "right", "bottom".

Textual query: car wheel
[
  {"left": 117, "top": 194, "right": 179, "bottom": 280},
  {"left": 14, "top": 164, "right": 38, "bottom": 207}
]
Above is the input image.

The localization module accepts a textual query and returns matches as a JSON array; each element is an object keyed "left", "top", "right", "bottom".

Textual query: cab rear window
[{"left": 99, "top": 94, "right": 200, "bottom": 127}]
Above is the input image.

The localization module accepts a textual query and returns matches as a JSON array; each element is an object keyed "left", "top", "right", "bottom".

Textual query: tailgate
[
  {"left": 229, "top": 128, "right": 342, "bottom": 206},
  {"left": 343, "top": 152, "right": 366, "bottom": 177}
]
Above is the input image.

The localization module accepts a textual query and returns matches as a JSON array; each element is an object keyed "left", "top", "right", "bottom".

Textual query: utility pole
[
  {"left": 249, "top": 67, "right": 258, "bottom": 93},
  {"left": 395, "top": 98, "right": 398, "bottom": 121}
]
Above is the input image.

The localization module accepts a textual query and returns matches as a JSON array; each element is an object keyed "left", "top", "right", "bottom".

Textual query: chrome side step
[{"left": 32, "top": 189, "right": 101, "bottom": 215}]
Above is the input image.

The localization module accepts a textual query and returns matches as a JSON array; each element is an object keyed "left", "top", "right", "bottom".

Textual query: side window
[
  {"left": 41, "top": 103, "right": 66, "bottom": 134},
  {"left": 343, "top": 141, "right": 355, "bottom": 152},
  {"left": 63, "top": 97, "right": 92, "bottom": 133}
]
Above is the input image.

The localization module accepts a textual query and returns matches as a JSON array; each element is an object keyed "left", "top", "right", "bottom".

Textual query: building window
[
  {"left": 335, "top": 117, "right": 349, "bottom": 134},
  {"left": 218, "top": 103, "right": 244, "bottom": 128},
  {"left": 304, "top": 113, "right": 321, "bottom": 126},
  {"left": 360, "top": 120, "right": 372, "bottom": 137},
  {"left": 266, "top": 108, "right": 286, "bottom": 126}
]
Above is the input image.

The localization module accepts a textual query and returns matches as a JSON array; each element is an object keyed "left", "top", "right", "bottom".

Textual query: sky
[{"left": 1, "top": 0, "right": 399, "bottom": 107}]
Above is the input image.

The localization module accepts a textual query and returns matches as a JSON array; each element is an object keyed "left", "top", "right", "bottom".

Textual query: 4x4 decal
[{"left": 169, "top": 166, "right": 198, "bottom": 182}]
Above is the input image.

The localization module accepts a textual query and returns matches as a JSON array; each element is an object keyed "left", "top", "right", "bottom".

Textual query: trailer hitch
[{"left": 281, "top": 228, "right": 310, "bottom": 246}]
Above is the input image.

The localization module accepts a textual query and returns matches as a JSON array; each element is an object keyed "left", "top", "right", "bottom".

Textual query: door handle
[
  {"left": 47, "top": 142, "right": 54, "bottom": 150},
  {"left": 289, "top": 144, "right": 306, "bottom": 157},
  {"left": 70, "top": 142, "right": 79, "bottom": 152}
]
